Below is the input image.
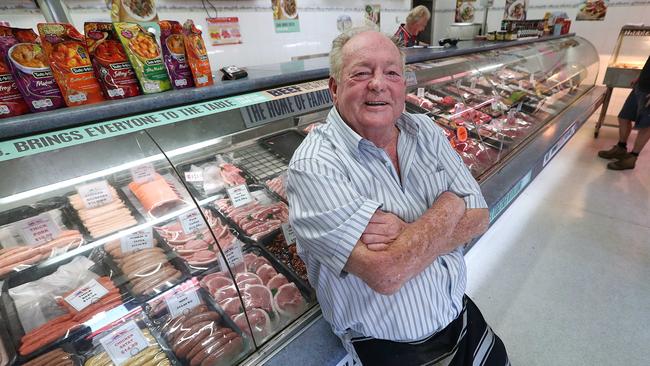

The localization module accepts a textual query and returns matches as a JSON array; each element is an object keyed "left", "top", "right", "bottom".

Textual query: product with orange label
[
  {"left": 37, "top": 23, "right": 104, "bottom": 106},
  {"left": 0, "top": 26, "right": 30, "bottom": 118},
  {"left": 2, "top": 26, "right": 64, "bottom": 113},
  {"left": 159, "top": 20, "right": 194, "bottom": 89},
  {"left": 182, "top": 20, "right": 213, "bottom": 87},
  {"left": 84, "top": 22, "right": 140, "bottom": 100},
  {"left": 114, "top": 22, "right": 171, "bottom": 94}
]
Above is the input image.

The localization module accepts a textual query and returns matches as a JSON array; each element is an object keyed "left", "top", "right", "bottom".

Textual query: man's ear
[{"left": 328, "top": 77, "right": 338, "bottom": 104}]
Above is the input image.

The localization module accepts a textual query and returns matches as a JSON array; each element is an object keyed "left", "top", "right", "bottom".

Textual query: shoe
[
  {"left": 598, "top": 145, "right": 628, "bottom": 160},
  {"left": 607, "top": 154, "right": 637, "bottom": 170}
]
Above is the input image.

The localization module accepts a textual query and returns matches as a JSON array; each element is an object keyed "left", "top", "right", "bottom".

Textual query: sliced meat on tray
[
  {"left": 213, "top": 195, "right": 289, "bottom": 241},
  {"left": 265, "top": 174, "right": 287, "bottom": 201},
  {"left": 128, "top": 173, "right": 185, "bottom": 217},
  {"left": 274, "top": 283, "right": 308, "bottom": 319}
]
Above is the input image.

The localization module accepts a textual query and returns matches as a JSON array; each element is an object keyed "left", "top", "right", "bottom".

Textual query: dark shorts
[{"left": 618, "top": 88, "right": 650, "bottom": 128}]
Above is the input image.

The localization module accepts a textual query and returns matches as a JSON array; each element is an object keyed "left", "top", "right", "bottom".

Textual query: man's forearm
[{"left": 447, "top": 208, "right": 490, "bottom": 249}]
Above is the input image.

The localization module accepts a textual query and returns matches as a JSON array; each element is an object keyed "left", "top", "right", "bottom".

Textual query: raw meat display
[
  {"left": 155, "top": 209, "right": 233, "bottom": 269},
  {"left": 405, "top": 93, "right": 435, "bottom": 111},
  {"left": 104, "top": 239, "right": 183, "bottom": 297},
  {"left": 69, "top": 185, "right": 138, "bottom": 238},
  {"left": 128, "top": 173, "right": 185, "bottom": 217},
  {"left": 265, "top": 174, "right": 287, "bottom": 201},
  {"left": 213, "top": 191, "right": 289, "bottom": 241},
  {"left": 220, "top": 163, "right": 247, "bottom": 186},
  {"left": 200, "top": 251, "right": 308, "bottom": 342},
  {"left": 186, "top": 159, "right": 248, "bottom": 197},
  {"left": 0, "top": 230, "right": 84, "bottom": 277},
  {"left": 159, "top": 304, "right": 243, "bottom": 366},
  {"left": 84, "top": 327, "right": 171, "bottom": 366},
  {"left": 448, "top": 103, "right": 492, "bottom": 125},
  {"left": 265, "top": 233, "right": 308, "bottom": 283},
  {"left": 22, "top": 347, "right": 73, "bottom": 366},
  {"left": 274, "top": 283, "right": 308, "bottom": 319}
]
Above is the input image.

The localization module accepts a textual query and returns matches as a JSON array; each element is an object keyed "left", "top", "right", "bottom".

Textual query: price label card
[
  {"left": 184, "top": 170, "right": 204, "bottom": 182},
  {"left": 405, "top": 71, "right": 417, "bottom": 87},
  {"left": 130, "top": 164, "right": 156, "bottom": 184},
  {"left": 165, "top": 289, "right": 201, "bottom": 318},
  {"left": 100, "top": 320, "right": 149, "bottom": 366},
  {"left": 517, "top": 102, "right": 523, "bottom": 112},
  {"left": 64, "top": 278, "right": 109, "bottom": 312},
  {"left": 17, "top": 213, "right": 61, "bottom": 245},
  {"left": 120, "top": 228, "right": 154, "bottom": 254},
  {"left": 281, "top": 223, "right": 296, "bottom": 244},
  {"left": 416, "top": 87, "right": 425, "bottom": 98},
  {"left": 77, "top": 180, "right": 113, "bottom": 209},
  {"left": 227, "top": 185, "right": 253, "bottom": 208},
  {"left": 218, "top": 240, "right": 244, "bottom": 271},
  {"left": 529, "top": 73, "right": 536, "bottom": 86},
  {"left": 179, "top": 210, "right": 207, "bottom": 234},
  {"left": 470, "top": 78, "right": 477, "bottom": 89}
]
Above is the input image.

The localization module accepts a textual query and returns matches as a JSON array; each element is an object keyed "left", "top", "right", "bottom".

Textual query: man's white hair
[
  {"left": 406, "top": 5, "right": 431, "bottom": 25},
  {"left": 329, "top": 26, "right": 406, "bottom": 83}
]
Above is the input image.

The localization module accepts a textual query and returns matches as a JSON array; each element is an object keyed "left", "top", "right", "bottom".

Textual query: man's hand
[{"left": 361, "top": 210, "right": 407, "bottom": 251}]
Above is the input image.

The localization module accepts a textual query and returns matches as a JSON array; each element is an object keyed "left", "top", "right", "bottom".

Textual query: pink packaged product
[
  {"left": 0, "top": 27, "right": 29, "bottom": 118},
  {"left": 158, "top": 20, "right": 194, "bottom": 89},
  {"left": 0, "top": 26, "right": 64, "bottom": 113}
]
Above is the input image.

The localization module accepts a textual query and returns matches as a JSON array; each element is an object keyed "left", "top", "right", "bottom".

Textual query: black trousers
[{"left": 352, "top": 296, "right": 509, "bottom": 366}]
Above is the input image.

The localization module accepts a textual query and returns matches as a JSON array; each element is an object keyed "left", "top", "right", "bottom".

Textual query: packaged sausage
[
  {"left": 0, "top": 198, "right": 86, "bottom": 279},
  {"left": 37, "top": 23, "right": 104, "bottom": 107},
  {"left": 84, "top": 22, "right": 140, "bottom": 100},
  {"left": 114, "top": 22, "right": 171, "bottom": 94},
  {"left": 182, "top": 19, "right": 213, "bottom": 88},
  {"left": 158, "top": 20, "right": 193, "bottom": 89},
  {"left": 21, "top": 347, "right": 78, "bottom": 366},
  {"left": 81, "top": 309, "right": 173, "bottom": 366},
  {"left": 2, "top": 255, "right": 125, "bottom": 358},
  {"left": 148, "top": 278, "right": 249, "bottom": 366},
  {"left": 0, "top": 26, "right": 29, "bottom": 118}
]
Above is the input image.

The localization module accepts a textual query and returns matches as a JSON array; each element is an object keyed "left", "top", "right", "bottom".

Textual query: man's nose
[{"left": 368, "top": 71, "right": 386, "bottom": 91}]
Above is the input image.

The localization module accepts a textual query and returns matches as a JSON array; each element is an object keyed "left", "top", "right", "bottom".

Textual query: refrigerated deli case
[{"left": 0, "top": 34, "right": 603, "bottom": 366}]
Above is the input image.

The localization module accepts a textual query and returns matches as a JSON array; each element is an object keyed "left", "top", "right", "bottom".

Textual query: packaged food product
[
  {"left": 159, "top": 20, "right": 194, "bottom": 89},
  {"left": 22, "top": 347, "right": 75, "bottom": 366},
  {"left": 0, "top": 26, "right": 29, "bottom": 118},
  {"left": 110, "top": 0, "right": 159, "bottom": 22},
  {"left": 1, "top": 26, "right": 64, "bottom": 114},
  {"left": 37, "top": 23, "right": 104, "bottom": 106},
  {"left": 84, "top": 22, "right": 140, "bottom": 100},
  {"left": 114, "top": 22, "right": 171, "bottom": 94},
  {"left": 182, "top": 20, "right": 213, "bottom": 87}
]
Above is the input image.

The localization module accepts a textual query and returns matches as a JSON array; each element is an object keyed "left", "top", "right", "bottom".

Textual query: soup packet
[
  {"left": 159, "top": 20, "right": 193, "bottom": 89},
  {"left": 182, "top": 20, "right": 213, "bottom": 88},
  {"left": 37, "top": 23, "right": 105, "bottom": 106},
  {"left": 1, "top": 26, "right": 64, "bottom": 113},
  {"left": 114, "top": 22, "right": 171, "bottom": 94},
  {"left": 0, "top": 26, "right": 30, "bottom": 118},
  {"left": 84, "top": 22, "right": 140, "bottom": 100}
]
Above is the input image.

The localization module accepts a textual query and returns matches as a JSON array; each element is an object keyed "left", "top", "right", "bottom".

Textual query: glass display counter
[{"left": 0, "top": 35, "right": 603, "bottom": 366}]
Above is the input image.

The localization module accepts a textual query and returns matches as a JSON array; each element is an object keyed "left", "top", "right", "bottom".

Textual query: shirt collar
[{"left": 328, "top": 107, "right": 420, "bottom": 158}]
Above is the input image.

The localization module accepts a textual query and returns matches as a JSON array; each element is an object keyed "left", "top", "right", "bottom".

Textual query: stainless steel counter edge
[
  {"left": 261, "top": 85, "right": 606, "bottom": 366},
  {"left": 0, "top": 34, "right": 573, "bottom": 141}
]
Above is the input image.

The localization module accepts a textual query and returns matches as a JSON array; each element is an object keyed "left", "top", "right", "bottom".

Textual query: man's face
[{"left": 329, "top": 32, "right": 406, "bottom": 137}]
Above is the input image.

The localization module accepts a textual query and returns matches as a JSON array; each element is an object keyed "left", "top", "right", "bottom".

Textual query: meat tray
[
  {"left": 101, "top": 228, "right": 193, "bottom": 305},
  {"left": 199, "top": 245, "right": 315, "bottom": 346},
  {"left": 261, "top": 171, "right": 288, "bottom": 203},
  {"left": 175, "top": 154, "right": 256, "bottom": 200},
  {"left": 255, "top": 231, "right": 310, "bottom": 290},
  {"left": 0, "top": 197, "right": 88, "bottom": 281},
  {"left": 0, "top": 251, "right": 138, "bottom": 363},
  {"left": 19, "top": 343, "right": 82, "bottom": 366},
  {"left": 71, "top": 307, "right": 180, "bottom": 366},
  {"left": 258, "top": 129, "right": 305, "bottom": 163},
  {"left": 119, "top": 171, "right": 193, "bottom": 219},
  {"left": 145, "top": 278, "right": 253, "bottom": 364},
  {"left": 209, "top": 184, "right": 289, "bottom": 245}
]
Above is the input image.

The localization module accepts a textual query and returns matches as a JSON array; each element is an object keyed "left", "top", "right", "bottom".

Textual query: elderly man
[
  {"left": 287, "top": 27, "right": 509, "bottom": 365},
  {"left": 394, "top": 5, "right": 431, "bottom": 47}
]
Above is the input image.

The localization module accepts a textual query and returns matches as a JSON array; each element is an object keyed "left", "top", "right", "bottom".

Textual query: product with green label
[{"left": 114, "top": 22, "right": 171, "bottom": 94}]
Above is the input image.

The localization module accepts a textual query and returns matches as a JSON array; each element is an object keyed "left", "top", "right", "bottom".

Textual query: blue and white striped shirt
[{"left": 287, "top": 107, "right": 487, "bottom": 351}]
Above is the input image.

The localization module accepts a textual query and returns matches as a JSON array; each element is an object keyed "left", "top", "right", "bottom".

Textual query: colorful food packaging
[
  {"left": 4, "top": 27, "right": 65, "bottom": 113},
  {"left": 37, "top": 23, "right": 105, "bottom": 106},
  {"left": 110, "top": 0, "right": 159, "bottom": 22},
  {"left": 0, "top": 27, "right": 30, "bottom": 118},
  {"left": 114, "top": 22, "right": 171, "bottom": 94},
  {"left": 159, "top": 20, "right": 193, "bottom": 89},
  {"left": 84, "top": 22, "right": 141, "bottom": 99},
  {"left": 182, "top": 20, "right": 213, "bottom": 88}
]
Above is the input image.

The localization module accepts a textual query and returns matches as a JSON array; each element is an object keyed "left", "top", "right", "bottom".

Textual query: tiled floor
[{"left": 465, "top": 111, "right": 650, "bottom": 365}]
